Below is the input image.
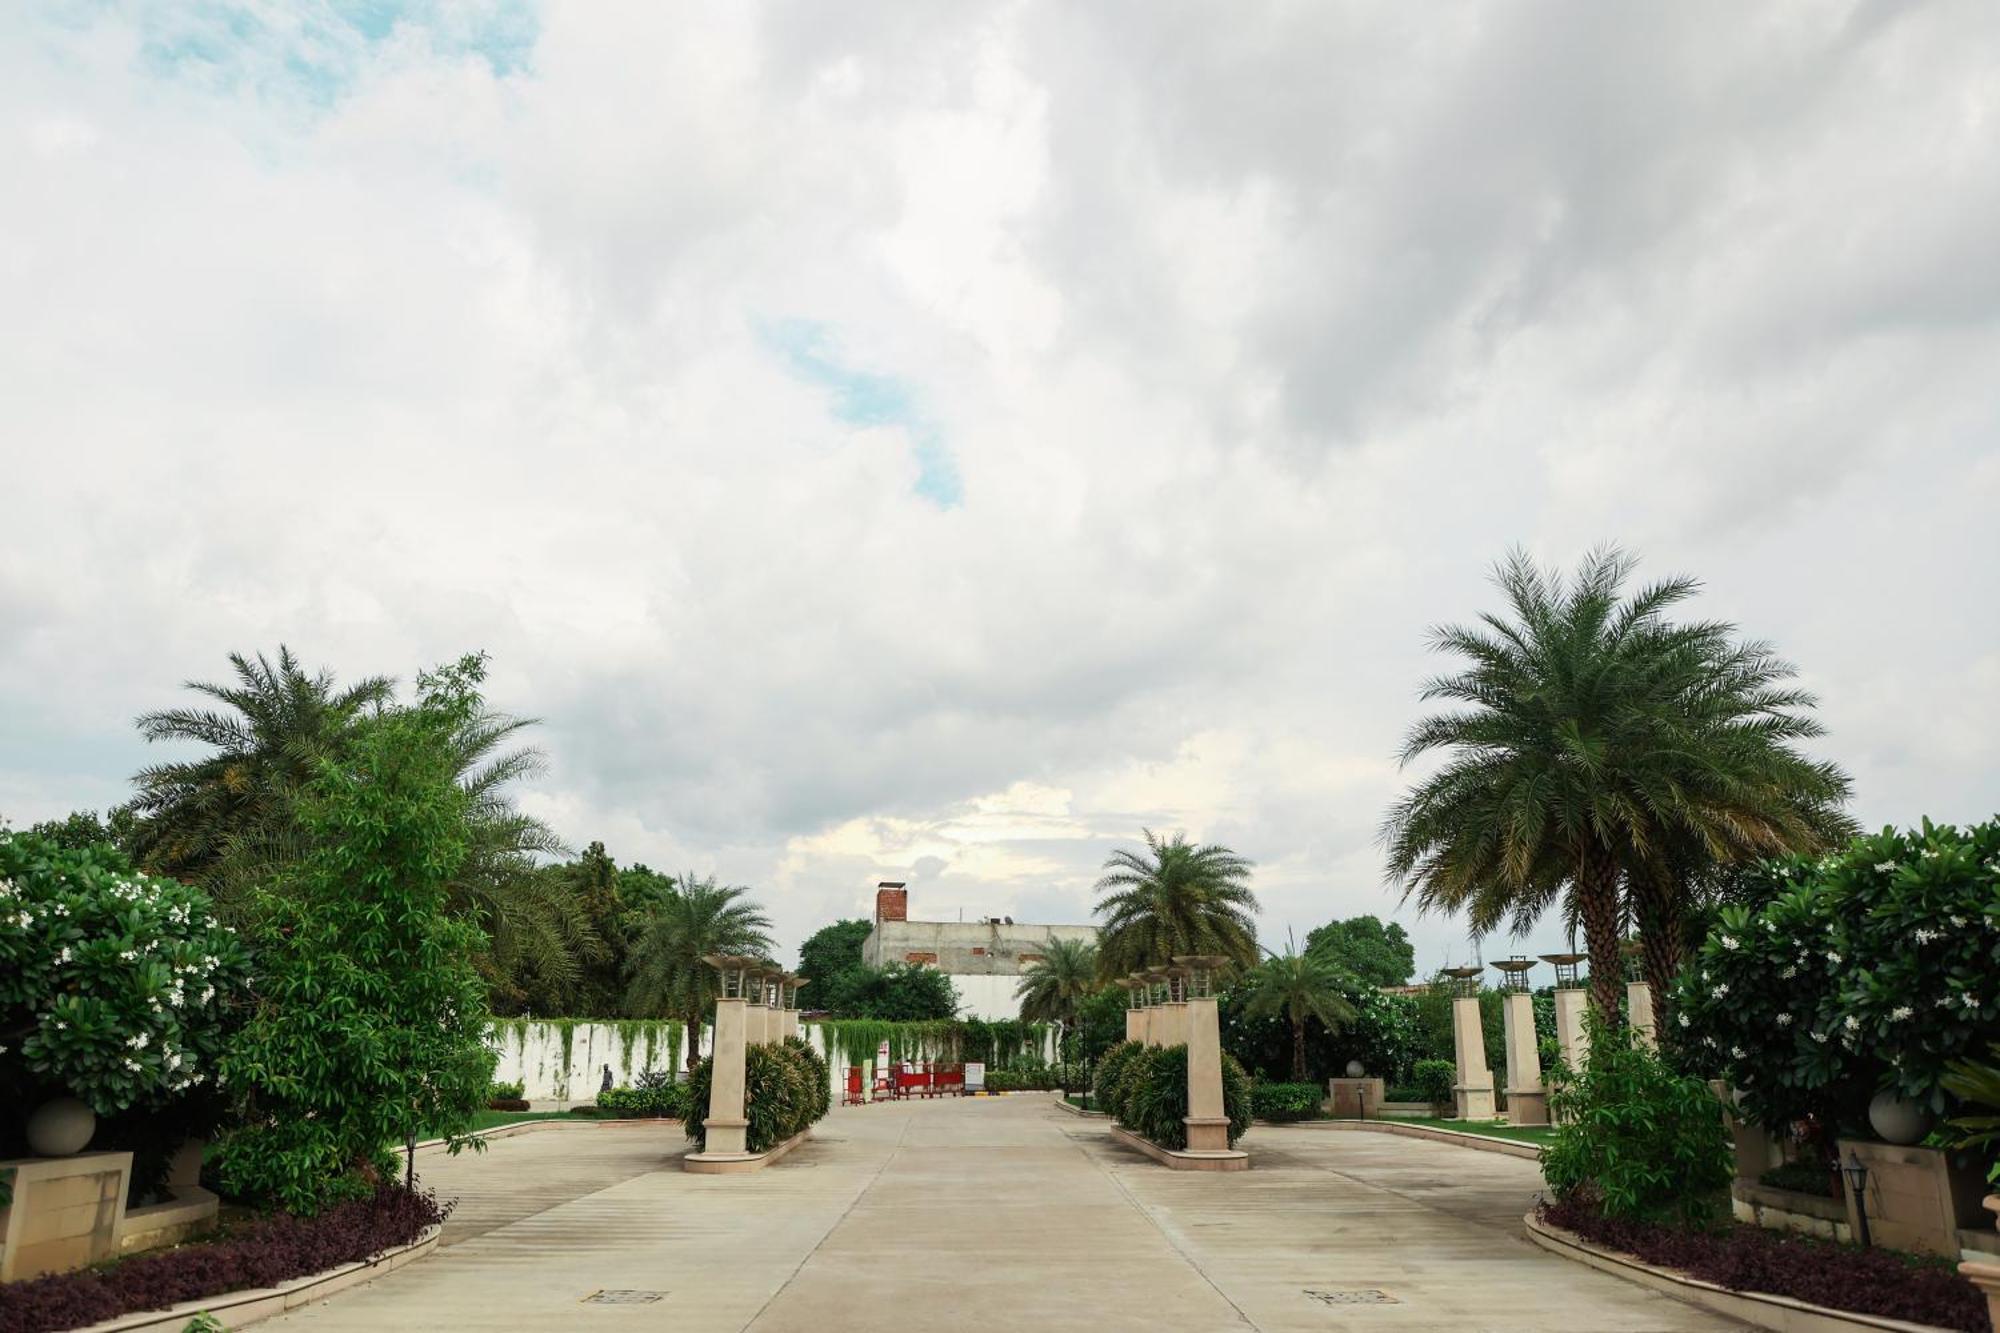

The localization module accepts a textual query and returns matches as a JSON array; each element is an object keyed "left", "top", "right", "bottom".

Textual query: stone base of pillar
[
  {"left": 1110, "top": 1123, "right": 1248, "bottom": 1171},
  {"left": 1505, "top": 1089, "right": 1549, "bottom": 1126},
  {"left": 703, "top": 1115, "right": 748, "bottom": 1156},
  {"left": 1454, "top": 1080, "right": 1497, "bottom": 1120},
  {"left": 1184, "top": 1115, "right": 1232, "bottom": 1154},
  {"left": 684, "top": 1127, "right": 813, "bottom": 1174}
]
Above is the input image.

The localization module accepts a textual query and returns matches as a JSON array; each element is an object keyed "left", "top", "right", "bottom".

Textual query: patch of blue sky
[
  {"left": 760, "top": 318, "right": 965, "bottom": 508},
  {"left": 128, "top": 0, "right": 538, "bottom": 107}
]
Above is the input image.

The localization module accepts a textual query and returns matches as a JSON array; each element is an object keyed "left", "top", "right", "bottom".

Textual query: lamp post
[
  {"left": 1539, "top": 952, "right": 1589, "bottom": 1078},
  {"left": 697, "top": 954, "right": 762, "bottom": 1157},
  {"left": 1843, "top": 1153, "right": 1873, "bottom": 1249},
  {"left": 1489, "top": 957, "right": 1547, "bottom": 1125},
  {"left": 1173, "top": 955, "right": 1235, "bottom": 1157},
  {"left": 1440, "top": 966, "right": 1495, "bottom": 1120}
]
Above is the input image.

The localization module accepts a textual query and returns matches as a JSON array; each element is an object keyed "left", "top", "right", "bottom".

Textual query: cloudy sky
[{"left": 4, "top": 1, "right": 1997, "bottom": 980}]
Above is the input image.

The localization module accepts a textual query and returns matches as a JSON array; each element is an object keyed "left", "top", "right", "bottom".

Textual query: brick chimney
[{"left": 875, "top": 882, "right": 908, "bottom": 923}]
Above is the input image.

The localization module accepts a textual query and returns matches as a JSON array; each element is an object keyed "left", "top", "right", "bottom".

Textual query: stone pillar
[
  {"left": 1500, "top": 991, "right": 1548, "bottom": 1125},
  {"left": 1451, "top": 995, "right": 1496, "bottom": 1120},
  {"left": 704, "top": 996, "right": 750, "bottom": 1156},
  {"left": 1183, "top": 992, "right": 1230, "bottom": 1153},
  {"left": 1961, "top": 1262, "right": 2000, "bottom": 1333},
  {"left": 1126, "top": 1006, "right": 1143, "bottom": 1044},
  {"left": 1553, "top": 987, "right": 1588, "bottom": 1074},
  {"left": 1626, "top": 980, "right": 1656, "bottom": 1051}
]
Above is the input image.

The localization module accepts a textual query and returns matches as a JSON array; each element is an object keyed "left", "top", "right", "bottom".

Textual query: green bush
[
  {"left": 1411, "top": 1058, "right": 1456, "bottom": 1109},
  {"left": 1093, "top": 1041, "right": 1146, "bottom": 1119},
  {"left": 1542, "top": 1020, "right": 1731, "bottom": 1224},
  {"left": 1115, "top": 1045, "right": 1253, "bottom": 1150},
  {"left": 488, "top": 1080, "right": 525, "bottom": 1102},
  {"left": 595, "top": 1073, "right": 686, "bottom": 1119},
  {"left": 1251, "top": 1081, "right": 1323, "bottom": 1122},
  {"left": 683, "top": 1041, "right": 830, "bottom": 1153}
]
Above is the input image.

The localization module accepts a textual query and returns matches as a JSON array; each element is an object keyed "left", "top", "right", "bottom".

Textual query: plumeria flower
[
  {"left": 1825, "top": 951, "right": 1842, "bottom": 964},
  {"left": 1678, "top": 1013, "right": 1691, "bottom": 1027},
  {"left": 1843, "top": 1015, "right": 1860, "bottom": 1032},
  {"left": 1949, "top": 915, "right": 1967, "bottom": 928},
  {"left": 1712, "top": 983, "right": 1730, "bottom": 998},
  {"left": 1913, "top": 928, "right": 1940, "bottom": 944},
  {"left": 1812, "top": 1031, "right": 1829, "bottom": 1043},
  {"left": 1875, "top": 861, "right": 1897, "bottom": 873},
  {"left": 1780, "top": 966, "right": 1798, "bottom": 980},
  {"left": 1731, "top": 1046, "right": 1746, "bottom": 1058},
  {"left": 1963, "top": 994, "right": 1982, "bottom": 1009},
  {"left": 1891, "top": 1006, "right": 1913, "bottom": 1021},
  {"left": 1776, "top": 1013, "right": 1793, "bottom": 1025},
  {"left": 1720, "top": 935, "right": 1739, "bottom": 950}
]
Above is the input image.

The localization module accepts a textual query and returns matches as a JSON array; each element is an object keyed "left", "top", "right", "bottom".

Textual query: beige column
[
  {"left": 1163, "top": 1000, "right": 1190, "bottom": 1047},
  {"left": 704, "top": 996, "right": 749, "bottom": 1155},
  {"left": 1626, "top": 980, "right": 1656, "bottom": 1050},
  {"left": 1500, "top": 991, "right": 1548, "bottom": 1125},
  {"left": 1553, "top": 987, "right": 1588, "bottom": 1073},
  {"left": 1961, "top": 1260, "right": 2000, "bottom": 1332},
  {"left": 1183, "top": 992, "right": 1230, "bottom": 1153},
  {"left": 744, "top": 1000, "right": 767, "bottom": 1046},
  {"left": 1450, "top": 994, "right": 1497, "bottom": 1119},
  {"left": 1125, "top": 1006, "right": 1143, "bottom": 1044}
]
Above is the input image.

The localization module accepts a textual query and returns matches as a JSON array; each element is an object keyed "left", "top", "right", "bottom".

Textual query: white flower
[
  {"left": 1949, "top": 915, "right": 1967, "bottom": 928},
  {"left": 1678, "top": 1013, "right": 1691, "bottom": 1027},
  {"left": 1921, "top": 849, "right": 1939, "bottom": 860},
  {"left": 1891, "top": 1006, "right": 1913, "bottom": 1021},
  {"left": 1875, "top": 861, "right": 1897, "bottom": 873},
  {"left": 1963, "top": 994, "right": 1981, "bottom": 1010},
  {"left": 1776, "top": 1013, "right": 1793, "bottom": 1026},
  {"left": 53, "top": 1019, "right": 67, "bottom": 1031},
  {"left": 1825, "top": 951, "right": 1842, "bottom": 964},
  {"left": 1780, "top": 966, "right": 1798, "bottom": 980},
  {"left": 1913, "top": 928, "right": 1940, "bottom": 944},
  {"left": 1731, "top": 1045, "right": 1746, "bottom": 1058},
  {"left": 1712, "top": 983, "right": 1730, "bottom": 999},
  {"left": 1843, "top": 1015, "right": 1860, "bottom": 1032},
  {"left": 1812, "top": 1031, "right": 1829, "bottom": 1043},
  {"left": 55, "top": 947, "right": 72, "bottom": 964},
  {"left": 1720, "top": 934, "right": 1739, "bottom": 950},
  {"left": 198, "top": 986, "right": 214, "bottom": 1005}
]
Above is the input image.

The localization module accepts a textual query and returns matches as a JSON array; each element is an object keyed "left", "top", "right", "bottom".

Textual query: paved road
[{"left": 269, "top": 1098, "right": 1733, "bottom": 1332}]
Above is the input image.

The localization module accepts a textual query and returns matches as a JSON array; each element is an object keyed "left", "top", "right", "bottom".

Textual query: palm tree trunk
[
  {"left": 1292, "top": 1018, "right": 1308, "bottom": 1083},
  {"left": 1634, "top": 866, "right": 1682, "bottom": 1034},
  {"left": 1577, "top": 843, "right": 1625, "bottom": 1029},
  {"left": 685, "top": 1007, "right": 703, "bottom": 1073}
]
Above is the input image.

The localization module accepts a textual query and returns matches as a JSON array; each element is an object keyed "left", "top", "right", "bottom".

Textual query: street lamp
[
  {"left": 1173, "top": 955, "right": 1230, "bottom": 1000},
  {"left": 1842, "top": 1153, "right": 1872, "bottom": 1248},
  {"left": 1538, "top": 953, "right": 1585, "bottom": 989},
  {"left": 1440, "top": 965, "right": 1483, "bottom": 999}
]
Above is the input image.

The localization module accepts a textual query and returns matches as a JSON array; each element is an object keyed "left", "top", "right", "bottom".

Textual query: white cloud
[{"left": 2, "top": 0, "right": 1996, "bottom": 980}]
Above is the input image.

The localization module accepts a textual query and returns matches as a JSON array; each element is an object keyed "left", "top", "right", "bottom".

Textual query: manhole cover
[
  {"left": 1305, "top": 1289, "right": 1398, "bottom": 1305},
  {"left": 583, "top": 1290, "right": 665, "bottom": 1304}
]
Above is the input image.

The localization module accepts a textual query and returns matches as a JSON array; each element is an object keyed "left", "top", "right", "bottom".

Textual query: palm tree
[
  {"left": 1093, "top": 830, "right": 1259, "bottom": 978},
  {"left": 1015, "top": 936, "right": 1099, "bottom": 1026},
  {"left": 129, "top": 647, "right": 392, "bottom": 888},
  {"left": 625, "top": 874, "right": 773, "bottom": 1071},
  {"left": 1382, "top": 548, "right": 1851, "bottom": 1026},
  {"left": 1240, "top": 940, "right": 1357, "bottom": 1082}
]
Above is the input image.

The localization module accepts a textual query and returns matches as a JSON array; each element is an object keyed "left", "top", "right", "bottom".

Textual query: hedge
[
  {"left": 1250, "top": 1081, "right": 1323, "bottom": 1122},
  {"left": 1112, "top": 1045, "right": 1254, "bottom": 1150},
  {"left": 682, "top": 1039, "right": 829, "bottom": 1153}
]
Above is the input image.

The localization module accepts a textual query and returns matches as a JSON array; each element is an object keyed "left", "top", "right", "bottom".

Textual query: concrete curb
[
  {"left": 1287, "top": 1118, "right": 1545, "bottom": 1160},
  {"left": 1051, "top": 1099, "right": 1109, "bottom": 1119},
  {"left": 71, "top": 1225, "right": 442, "bottom": 1332},
  {"left": 409, "top": 1115, "right": 680, "bottom": 1155},
  {"left": 684, "top": 1127, "right": 813, "bottom": 1174},
  {"left": 1108, "top": 1124, "right": 1249, "bottom": 1172},
  {"left": 1524, "top": 1211, "right": 1955, "bottom": 1333}
]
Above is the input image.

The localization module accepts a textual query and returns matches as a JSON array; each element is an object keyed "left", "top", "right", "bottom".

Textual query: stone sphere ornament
[
  {"left": 27, "top": 1097, "right": 97, "bottom": 1157},
  {"left": 1345, "top": 1060, "right": 1365, "bottom": 1078},
  {"left": 1867, "top": 1089, "right": 1934, "bottom": 1146}
]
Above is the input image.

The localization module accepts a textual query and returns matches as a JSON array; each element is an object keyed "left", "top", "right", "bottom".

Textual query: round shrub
[
  {"left": 782, "top": 1036, "right": 832, "bottom": 1123},
  {"left": 1411, "top": 1058, "right": 1456, "bottom": 1110},
  {"left": 1251, "top": 1081, "right": 1322, "bottom": 1122},
  {"left": 1093, "top": 1041, "right": 1144, "bottom": 1114},
  {"left": 1116, "top": 1044, "right": 1254, "bottom": 1150},
  {"left": 0, "top": 831, "right": 250, "bottom": 1118},
  {"left": 682, "top": 1041, "right": 831, "bottom": 1153}
]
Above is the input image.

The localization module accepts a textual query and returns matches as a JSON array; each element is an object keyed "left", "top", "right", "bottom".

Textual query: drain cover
[
  {"left": 583, "top": 1290, "right": 664, "bottom": 1305},
  {"left": 1305, "top": 1289, "right": 1398, "bottom": 1305}
]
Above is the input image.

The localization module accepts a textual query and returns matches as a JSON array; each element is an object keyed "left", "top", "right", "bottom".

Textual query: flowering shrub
[
  {"left": 0, "top": 1184, "right": 447, "bottom": 1333},
  {"left": 0, "top": 830, "right": 249, "bottom": 1117},
  {"left": 1672, "top": 818, "right": 2000, "bottom": 1133}
]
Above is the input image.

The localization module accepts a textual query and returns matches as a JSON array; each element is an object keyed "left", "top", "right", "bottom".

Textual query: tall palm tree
[
  {"left": 1382, "top": 548, "right": 1851, "bottom": 1026},
  {"left": 1015, "top": 935, "right": 1100, "bottom": 1030},
  {"left": 625, "top": 874, "right": 773, "bottom": 1071},
  {"left": 129, "top": 647, "right": 393, "bottom": 887},
  {"left": 1240, "top": 940, "right": 1357, "bottom": 1082},
  {"left": 1093, "top": 830, "right": 1259, "bottom": 978}
]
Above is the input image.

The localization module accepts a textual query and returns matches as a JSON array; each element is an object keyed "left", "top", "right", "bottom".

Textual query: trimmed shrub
[
  {"left": 1540, "top": 1198, "right": 1987, "bottom": 1333},
  {"left": 682, "top": 1041, "right": 829, "bottom": 1153},
  {"left": 0, "top": 1185, "right": 447, "bottom": 1333},
  {"left": 1251, "top": 1081, "right": 1323, "bottom": 1122},
  {"left": 1116, "top": 1045, "right": 1254, "bottom": 1150},
  {"left": 1542, "top": 1020, "right": 1731, "bottom": 1224},
  {"left": 1092, "top": 1041, "right": 1145, "bottom": 1117},
  {"left": 587, "top": 1069, "right": 688, "bottom": 1120},
  {"left": 1411, "top": 1058, "right": 1456, "bottom": 1110},
  {"left": 488, "top": 1080, "right": 525, "bottom": 1101}
]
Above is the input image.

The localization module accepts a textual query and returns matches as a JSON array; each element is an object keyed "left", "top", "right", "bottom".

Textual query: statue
[{"left": 600, "top": 1064, "right": 614, "bottom": 1094}]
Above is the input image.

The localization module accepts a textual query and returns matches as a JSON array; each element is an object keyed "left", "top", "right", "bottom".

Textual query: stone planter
[
  {"left": 26, "top": 1097, "right": 97, "bottom": 1157},
  {"left": 1865, "top": 1090, "right": 1933, "bottom": 1146},
  {"left": 1837, "top": 1137, "right": 1990, "bottom": 1258}
]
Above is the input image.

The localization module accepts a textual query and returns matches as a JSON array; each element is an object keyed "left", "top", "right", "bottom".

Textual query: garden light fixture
[
  {"left": 1538, "top": 953, "right": 1585, "bottom": 989},
  {"left": 1842, "top": 1153, "right": 1872, "bottom": 1248}
]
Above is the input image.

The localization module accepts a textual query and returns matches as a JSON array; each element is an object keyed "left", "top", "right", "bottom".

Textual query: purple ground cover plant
[
  {"left": 1541, "top": 1197, "right": 1990, "bottom": 1333},
  {"left": 0, "top": 1184, "right": 449, "bottom": 1333}
]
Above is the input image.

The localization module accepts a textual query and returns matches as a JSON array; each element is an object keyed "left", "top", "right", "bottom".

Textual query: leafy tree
[
  {"left": 834, "top": 963, "right": 958, "bottom": 1020},
  {"left": 211, "top": 655, "right": 498, "bottom": 1214},
  {"left": 1239, "top": 941, "right": 1358, "bottom": 1081},
  {"left": 1304, "top": 915, "right": 1415, "bottom": 988},
  {"left": 25, "top": 807, "right": 141, "bottom": 857},
  {"left": 1014, "top": 936, "right": 1099, "bottom": 1027},
  {"left": 625, "top": 874, "right": 773, "bottom": 1070},
  {"left": 1383, "top": 548, "right": 1850, "bottom": 1026},
  {"left": 1093, "top": 829, "right": 1259, "bottom": 978},
  {"left": 795, "top": 918, "right": 873, "bottom": 1012}
]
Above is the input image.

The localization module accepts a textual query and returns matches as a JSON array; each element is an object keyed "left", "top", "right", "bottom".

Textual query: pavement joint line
[
  {"left": 1059, "top": 1110, "right": 1261, "bottom": 1331},
  {"left": 739, "top": 1103, "right": 920, "bottom": 1333}
]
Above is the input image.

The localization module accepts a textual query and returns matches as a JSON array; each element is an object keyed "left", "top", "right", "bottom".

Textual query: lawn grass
[{"left": 466, "top": 1109, "right": 583, "bottom": 1132}]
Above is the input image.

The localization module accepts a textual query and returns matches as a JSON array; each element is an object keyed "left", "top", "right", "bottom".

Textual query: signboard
[{"left": 964, "top": 1061, "right": 986, "bottom": 1093}]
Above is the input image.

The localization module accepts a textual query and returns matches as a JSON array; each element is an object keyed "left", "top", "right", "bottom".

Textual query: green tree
[
  {"left": 25, "top": 807, "right": 141, "bottom": 857},
  {"left": 1093, "top": 830, "right": 1259, "bottom": 978},
  {"left": 211, "top": 655, "right": 497, "bottom": 1213},
  {"left": 625, "top": 874, "right": 773, "bottom": 1071},
  {"left": 1240, "top": 941, "right": 1358, "bottom": 1082},
  {"left": 1382, "top": 548, "right": 1850, "bottom": 1025},
  {"left": 795, "top": 918, "right": 873, "bottom": 1012},
  {"left": 835, "top": 963, "right": 959, "bottom": 1020},
  {"left": 1014, "top": 936, "right": 1100, "bottom": 1067},
  {"left": 1304, "top": 915, "right": 1415, "bottom": 988}
]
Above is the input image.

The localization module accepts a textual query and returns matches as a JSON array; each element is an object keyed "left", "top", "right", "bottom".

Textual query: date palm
[
  {"left": 1015, "top": 936, "right": 1100, "bottom": 1027},
  {"left": 1093, "top": 830, "right": 1259, "bottom": 978},
  {"left": 625, "top": 874, "right": 773, "bottom": 1071},
  {"left": 1241, "top": 939, "right": 1357, "bottom": 1082},
  {"left": 1383, "top": 548, "right": 1850, "bottom": 1026}
]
